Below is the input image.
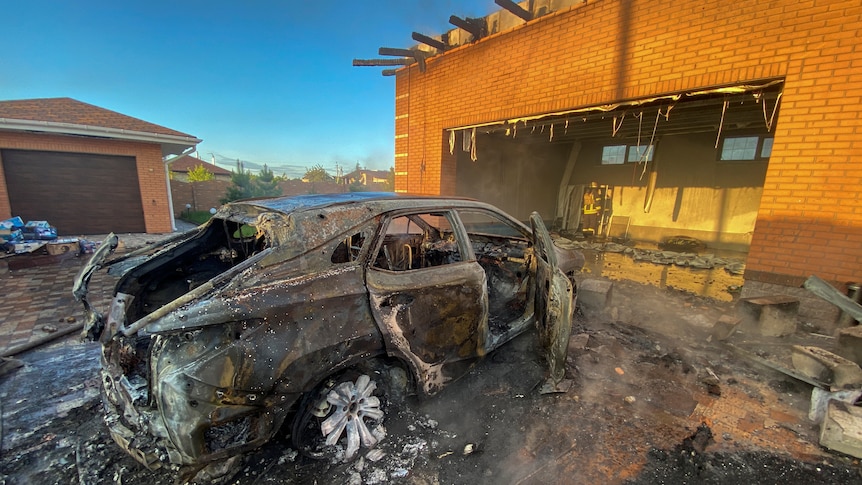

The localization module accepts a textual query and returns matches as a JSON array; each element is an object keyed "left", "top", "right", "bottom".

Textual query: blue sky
[{"left": 1, "top": 1, "right": 494, "bottom": 178}]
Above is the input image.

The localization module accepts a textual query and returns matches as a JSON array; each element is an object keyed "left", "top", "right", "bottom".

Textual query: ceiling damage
[{"left": 449, "top": 80, "right": 785, "bottom": 156}]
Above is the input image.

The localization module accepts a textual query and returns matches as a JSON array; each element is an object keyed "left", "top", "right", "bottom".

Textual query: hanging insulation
[{"left": 714, "top": 99, "right": 728, "bottom": 149}]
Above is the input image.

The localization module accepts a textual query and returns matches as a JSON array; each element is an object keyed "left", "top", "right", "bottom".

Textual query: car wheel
[{"left": 292, "top": 372, "right": 386, "bottom": 461}]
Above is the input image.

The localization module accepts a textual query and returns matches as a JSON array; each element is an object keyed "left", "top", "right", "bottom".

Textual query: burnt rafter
[
  {"left": 352, "top": 58, "right": 415, "bottom": 67},
  {"left": 379, "top": 47, "right": 427, "bottom": 72},
  {"left": 449, "top": 15, "right": 486, "bottom": 40},
  {"left": 411, "top": 32, "right": 447, "bottom": 52},
  {"left": 494, "top": 0, "right": 532, "bottom": 22}
]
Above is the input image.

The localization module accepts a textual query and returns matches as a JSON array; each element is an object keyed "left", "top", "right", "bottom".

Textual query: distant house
[
  {"left": 0, "top": 97, "right": 200, "bottom": 234},
  {"left": 170, "top": 155, "right": 231, "bottom": 182},
  {"left": 343, "top": 169, "right": 391, "bottom": 189}
]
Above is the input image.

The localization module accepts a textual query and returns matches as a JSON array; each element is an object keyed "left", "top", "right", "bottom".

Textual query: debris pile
[
  {"left": 1, "top": 215, "right": 100, "bottom": 258},
  {"left": 1, "top": 217, "right": 57, "bottom": 252},
  {"left": 554, "top": 237, "right": 746, "bottom": 274},
  {"left": 716, "top": 274, "right": 862, "bottom": 461}
]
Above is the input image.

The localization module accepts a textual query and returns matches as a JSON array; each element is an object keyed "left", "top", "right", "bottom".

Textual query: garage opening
[
  {"left": 2, "top": 149, "right": 146, "bottom": 235},
  {"left": 453, "top": 81, "right": 782, "bottom": 252}
]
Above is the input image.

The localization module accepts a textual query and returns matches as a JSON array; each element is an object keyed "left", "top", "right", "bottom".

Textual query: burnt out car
[{"left": 73, "top": 192, "right": 583, "bottom": 480}]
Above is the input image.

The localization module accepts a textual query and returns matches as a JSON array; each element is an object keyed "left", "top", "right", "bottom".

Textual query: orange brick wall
[
  {"left": 394, "top": 0, "right": 862, "bottom": 284},
  {"left": 0, "top": 131, "right": 173, "bottom": 233}
]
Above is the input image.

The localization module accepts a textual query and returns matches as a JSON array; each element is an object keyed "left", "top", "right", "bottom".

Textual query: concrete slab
[
  {"left": 578, "top": 279, "right": 613, "bottom": 315},
  {"left": 810, "top": 387, "right": 862, "bottom": 424},
  {"left": 837, "top": 326, "right": 862, "bottom": 366},
  {"left": 791, "top": 345, "right": 862, "bottom": 389},
  {"left": 820, "top": 400, "right": 862, "bottom": 459},
  {"left": 738, "top": 295, "right": 799, "bottom": 337}
]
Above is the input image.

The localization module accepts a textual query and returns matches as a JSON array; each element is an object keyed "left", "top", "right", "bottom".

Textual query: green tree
[
  {"left": 187, "top": 163, "right": 215, "bottom": 182},
  {"left": 385, "top": 166, "right": 395, "bottom": 191},
  {"left": 222, "top": 162, "right": 283, "bottom": 203},
  {"left": 221, "top": 161, "right": 255, "bottom": 203},
  {"left": 303, "top": 164, "right": 333, "bottom": 182},
  {"left": 254, "top": 164, "right": 282, "bottom": 198}
]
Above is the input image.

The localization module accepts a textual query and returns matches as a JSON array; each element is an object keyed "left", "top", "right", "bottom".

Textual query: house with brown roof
[
  {"left": 0, "top": 97, "right": 200, "bottom": 234},
  {"left": 343, "top": 169, "right": 392, "bottom": 191},
  {"left": 169, "top": 155, "right": 231, "bottom": 182}
]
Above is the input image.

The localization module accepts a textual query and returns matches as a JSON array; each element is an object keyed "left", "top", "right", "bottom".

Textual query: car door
[
  {"left": 530, "top": 212, "right": 574, "bottom": 386},
  {"left": 366, "top": 210, "right": 489, "bottom": 396}
]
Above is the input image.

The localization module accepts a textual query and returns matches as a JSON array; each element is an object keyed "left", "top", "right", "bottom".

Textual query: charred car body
[{"left": 73, "top": 192, "right": 583, "bottom": 479}]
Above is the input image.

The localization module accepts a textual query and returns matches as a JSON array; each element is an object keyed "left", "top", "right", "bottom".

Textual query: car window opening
[
  {"left": 458, "top": 209, "right": 533, "bottom": 335},
  {"left": 331, "top": 232, "right": 366, "bottom": 264},
  {"left": 373, "top": 213, "right": 461, "bottom": 271}
]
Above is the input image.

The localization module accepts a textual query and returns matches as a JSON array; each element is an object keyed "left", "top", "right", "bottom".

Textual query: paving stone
[
  {"left": 568, "top": 333, "right": 590, "bottom": 352},
  {"left": 711, "top": 315, "right": 742, "bottom": 341},
  {"left": 0, "top": 230, "right": 180, "bottom": 354}
]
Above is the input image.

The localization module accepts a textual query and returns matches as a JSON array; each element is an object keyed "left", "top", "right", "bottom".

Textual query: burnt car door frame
[
  {"left": 453, "top": 207, "right": 537, "bottom": 351},
  {"left": 529, "top": 212, "right": 574, "bottom": 386},
  {"left": 365, "top": 208, "right": 490, "bottom": 396}
]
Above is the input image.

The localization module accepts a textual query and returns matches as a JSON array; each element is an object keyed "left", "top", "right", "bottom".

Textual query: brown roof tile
[
  {"left": 170, "top": 156, "right": 231, "bottom": 175},
  {"left": 0, "top": 97, "right": 195, "bottom": 138}
]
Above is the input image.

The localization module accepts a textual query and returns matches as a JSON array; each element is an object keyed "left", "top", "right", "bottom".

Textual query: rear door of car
[
  {"left": 530, "top": 212, "right": 574, "bottom": 385},
  {"left": 365, "top": 209, "right": 489, "bottom": 396}
]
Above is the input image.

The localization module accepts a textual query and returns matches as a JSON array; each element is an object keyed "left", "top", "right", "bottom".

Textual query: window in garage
[
  {"left": 601, "top": 144, "right": 655, "bottom": 164},
  {"left": 720, "top": 135, "right": 773, "bottom": 161}
]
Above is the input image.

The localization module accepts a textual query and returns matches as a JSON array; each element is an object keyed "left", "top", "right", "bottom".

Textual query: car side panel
[
  {"left": 145, "top": 264, "right": 384, "bottom": 463},
  {"left": 366, "top": 261, "right": 489, "bottom": 396}
]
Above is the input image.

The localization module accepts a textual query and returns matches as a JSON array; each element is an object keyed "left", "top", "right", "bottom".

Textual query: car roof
[
  {"left": 220, "top": 192, "right": 514, "bottom": 249},
  {"left": 232, "top": 192, "right": 480, "bottom": 216}
]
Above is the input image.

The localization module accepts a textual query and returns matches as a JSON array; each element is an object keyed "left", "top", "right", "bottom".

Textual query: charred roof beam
[
  {"left": 352, "top": 58, "right": 416, "bottom": 67},
  {"left": 448, "top": 15, "right": 486, "bottom": 40},
  {"left": 378, "top": 47, "right": 428, "bottom": 72},
  {"left": 494, "top": 0, "right": 533, "bottom": 22},
  {"left": 411, "top": 32, "right": 447, "bottom": 52}
]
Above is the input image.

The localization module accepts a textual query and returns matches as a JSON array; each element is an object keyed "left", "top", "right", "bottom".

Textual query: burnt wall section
[
  {"left": 393, "top": 0, "right": 862, "bottom": 286},
  {"left": 455, "top": 137, "right": 571, "bottom": 222}
]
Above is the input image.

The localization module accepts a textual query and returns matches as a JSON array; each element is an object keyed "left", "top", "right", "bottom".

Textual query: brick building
[
  {"left": 386, "top": 0, "right": 862, "bottom": 321},
  {"left": 0, "top": 97, "right": 200, "bottom": 234}
]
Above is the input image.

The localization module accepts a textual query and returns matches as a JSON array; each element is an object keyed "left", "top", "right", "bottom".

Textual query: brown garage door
[{"left": 2, "top": 149, "right": 146, "bottom": 235}]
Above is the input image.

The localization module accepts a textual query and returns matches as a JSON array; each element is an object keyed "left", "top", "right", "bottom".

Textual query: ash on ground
[{"left": 2, "top": 279, "right": 861, "bottom": 484}]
